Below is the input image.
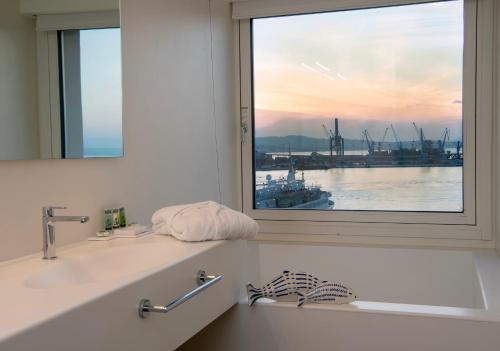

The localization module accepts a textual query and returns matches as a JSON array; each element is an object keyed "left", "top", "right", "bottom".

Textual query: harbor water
[
  {"left": 269, "top": 148, "right": 459, "bottom": 157},
  {"left": 256, "top": 166, "right": 463, "bottom": 212}
]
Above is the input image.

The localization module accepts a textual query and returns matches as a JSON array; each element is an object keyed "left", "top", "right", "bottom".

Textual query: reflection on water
[{"left": 256, "top": 167, "right": 463, "bottom": 212}]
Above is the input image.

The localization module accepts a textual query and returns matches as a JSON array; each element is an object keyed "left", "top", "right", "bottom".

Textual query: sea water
[{"left": 255, "top": 166, "right": 463, "bottom": 212}]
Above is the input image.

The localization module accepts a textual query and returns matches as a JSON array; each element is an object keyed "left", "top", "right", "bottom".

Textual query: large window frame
[{"left": 239, "top": 0, "right": 495, "bottom": 243}]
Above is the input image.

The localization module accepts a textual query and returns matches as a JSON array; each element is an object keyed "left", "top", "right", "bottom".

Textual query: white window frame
[
  {"left": 239, "top": 0, "right": 495, "bottom": 244},
  {"left": 36, "top": 30, "right": 62, "bottom": 159}
]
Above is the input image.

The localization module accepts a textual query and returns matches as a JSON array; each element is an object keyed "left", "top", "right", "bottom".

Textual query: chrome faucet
[{"left": 42, "top": 206, "right": 90, "bottom": 259}]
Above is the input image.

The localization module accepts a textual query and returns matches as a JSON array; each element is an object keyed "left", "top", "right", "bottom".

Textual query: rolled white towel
[{"left": 152, "top": 201, "right": 259, "bottom": 241}]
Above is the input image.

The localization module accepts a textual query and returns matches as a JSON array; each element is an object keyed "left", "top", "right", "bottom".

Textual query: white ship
[{"left": 255, "top": 155, "right": 334, "bottom": 210}]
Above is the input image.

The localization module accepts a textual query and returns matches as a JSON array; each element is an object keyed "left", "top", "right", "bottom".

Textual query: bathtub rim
[{"left": 243, "top": 299, "right": 500, "bottom": 323}]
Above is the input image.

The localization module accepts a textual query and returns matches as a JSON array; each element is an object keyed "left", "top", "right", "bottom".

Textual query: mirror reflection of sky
[{"left": 80, "top": 28, "right": 122, "bottom": 157}]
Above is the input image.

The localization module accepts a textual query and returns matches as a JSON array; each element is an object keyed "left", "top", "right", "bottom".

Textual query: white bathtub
[{"left": 180, "top": 243, "right": 500, "bottom": 351}]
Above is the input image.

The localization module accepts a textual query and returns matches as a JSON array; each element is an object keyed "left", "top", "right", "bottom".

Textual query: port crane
[
  {"left": 455, "top": 140, "right": 462, "bottom": 159},
  {"left": 438, "top": 128, "right": 450, "bottom": 153},
  {"left": 322, "top": 118, "right": 344, "bottom": 158},
  {"left": 378, "top": 127, "right": 389, "bottom": 152},
  {"left": 390, "top": 124, "right": 403, "bottom": 150},
  {"left": 412, "top": 122, "right": 426, "bottom": 154},
  {"left": 362, "top": 130, "right": 376, "bottom": 155},
  {"left": 322, "top": 124, "right": 334, "bottom": 157}
]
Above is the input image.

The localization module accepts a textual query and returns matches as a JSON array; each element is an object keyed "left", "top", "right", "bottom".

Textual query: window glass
[{"left": 252, "top": 1, "right": 464, "bottom": 212}]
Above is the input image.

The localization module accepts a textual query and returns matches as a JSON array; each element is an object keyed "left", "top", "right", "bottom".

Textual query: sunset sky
[{"left": 252, "top": 0, "right": 464, "bottom": 137}]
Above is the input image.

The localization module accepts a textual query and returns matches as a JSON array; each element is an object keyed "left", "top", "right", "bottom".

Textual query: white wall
[
  {"left": 0, "top": 0, "right": 237, "bottom": 262},
  {"left": 120, "top": 0, "right": 238, "bottom": 221},
  {"left": 0, "top": 0, "right": 40, "bottom": 160},
  {"left": 496, "top": 2, "right": 500, "bottom": 255}
]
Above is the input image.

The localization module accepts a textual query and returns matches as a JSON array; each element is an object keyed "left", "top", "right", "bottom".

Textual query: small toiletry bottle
[
  {"left": 119, "top": 207, "right": 127, "bottom": 227},
  {"left": 104, "top": 209, "right": 113, "bottom": 231},
  {"left": 112, "top": 208, "right": 120, "bottom": 229}
]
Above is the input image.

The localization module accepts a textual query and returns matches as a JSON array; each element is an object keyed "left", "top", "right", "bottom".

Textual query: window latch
[{"left": 240, "top": 107, "right": 249, "bottom": 144}]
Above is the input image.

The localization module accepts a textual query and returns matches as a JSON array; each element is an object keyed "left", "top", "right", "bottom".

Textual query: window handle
[{"left": 240, "top": 107, "right": 249, "bottom": 144}]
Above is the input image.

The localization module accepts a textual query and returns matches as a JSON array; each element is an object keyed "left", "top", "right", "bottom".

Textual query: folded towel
[{"left": 152, "top": 201, "right": 259, "bottom": 241}]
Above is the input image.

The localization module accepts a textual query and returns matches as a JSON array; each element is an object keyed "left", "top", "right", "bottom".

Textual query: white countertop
[{"left": 0, "top": 235, "right": 225, "bottom": 342}]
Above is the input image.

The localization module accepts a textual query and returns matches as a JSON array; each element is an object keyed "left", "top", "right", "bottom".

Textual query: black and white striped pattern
[
  {"left": 297, "top": 282, "right": 357, "bottom": 307},
  {"left": 246, "top": 270, "right": 327, "bottom": 306}
]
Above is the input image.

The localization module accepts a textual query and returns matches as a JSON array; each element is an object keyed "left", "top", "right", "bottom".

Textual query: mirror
[{"left": 0, "top": 0, "right": 122, "bottom": 160}]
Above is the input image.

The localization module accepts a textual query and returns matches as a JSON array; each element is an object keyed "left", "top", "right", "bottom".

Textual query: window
[
  {"left": 59, "top": 28, "right": 123, "bottom": 158},
  {"left": 239, "top": 0, "right": 494, "bottom": 241},
  {"left": 253, "top": 2, "right": 464, "bottom": 213}
]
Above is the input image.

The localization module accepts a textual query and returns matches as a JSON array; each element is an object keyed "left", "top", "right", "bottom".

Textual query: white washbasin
[
  {"left": 24, "top": 241, "right": 187, "bottom": 289},
  {"left": 25, "top": 259, "right": 95, "bottom": 289}
]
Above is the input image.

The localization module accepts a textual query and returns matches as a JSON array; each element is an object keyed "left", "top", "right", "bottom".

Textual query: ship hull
[{"left": 256, "top": 193, "right": 333, "bottom": 210}]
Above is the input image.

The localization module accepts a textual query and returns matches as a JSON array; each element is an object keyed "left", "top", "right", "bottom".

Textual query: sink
[
  {"left": 25, "top": 259, "right": 95, "bottom": 289},
  {"left": 24, "top": 241, "right": 187, "bottom": 289}
]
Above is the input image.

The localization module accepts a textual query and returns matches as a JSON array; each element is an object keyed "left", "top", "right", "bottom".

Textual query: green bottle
[
  {"left": 119, "top": 207, "right": 127, "bottom": 227},
  {"left": 104, "top": 209, "right": 113, "bottom": 231}
]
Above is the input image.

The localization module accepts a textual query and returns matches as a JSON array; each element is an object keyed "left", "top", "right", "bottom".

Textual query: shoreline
[{"left": 257, "top": 164, "right": 463, "bottom": 171}]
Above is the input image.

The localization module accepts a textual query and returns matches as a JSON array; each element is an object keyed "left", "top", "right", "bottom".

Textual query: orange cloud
[{"left": 254, "top": 63, "right": 462, "bottom": 122}]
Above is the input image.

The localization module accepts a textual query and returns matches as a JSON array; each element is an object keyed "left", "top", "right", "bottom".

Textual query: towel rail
[{"left": 138, "top": 270, "right": 223, "bottom": 319}]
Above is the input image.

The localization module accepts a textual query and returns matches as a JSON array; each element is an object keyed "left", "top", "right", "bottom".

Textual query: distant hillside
[
  {"left": 255, "top": 135, "right": 361, "bottom": 152},
  {"left": 255, "top": 111, "right": 463, "bottom": 141},
  {"left": 255, "top": 135, "right": 460, "bottom": 153}
]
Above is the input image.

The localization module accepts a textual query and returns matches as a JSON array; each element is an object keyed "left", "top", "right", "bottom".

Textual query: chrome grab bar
[{"left": 138, "top": 270, "right": 223, "bottom": 319}]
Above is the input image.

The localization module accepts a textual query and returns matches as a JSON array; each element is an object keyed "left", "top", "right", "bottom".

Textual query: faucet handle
[{"left": 42, "top": 206, "right": 67, "bottom": 216}]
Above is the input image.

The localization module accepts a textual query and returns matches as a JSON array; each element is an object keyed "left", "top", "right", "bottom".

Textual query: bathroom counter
[{"left": 0, "top": 235, "right": 244, "bottom": 347}]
